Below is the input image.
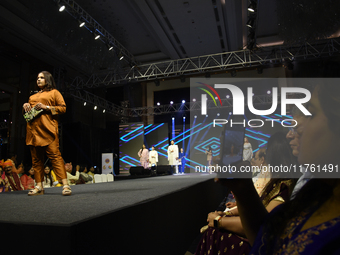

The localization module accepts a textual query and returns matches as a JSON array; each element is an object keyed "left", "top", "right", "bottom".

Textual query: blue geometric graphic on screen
[
  {"left": 120, "top": 124, "right": 144, "bottom": 142},
  {"left": 120, "top": 155, "right": 140, "bottom": 167},
  {"left": 194, "top": 137, "right": 220, "bottom": 157},
  {"left": 245, "top": 128, "right": 270, "bottom": 153},
  {"left": 144, "top": 123, "right": 165, "bottom": 135}
]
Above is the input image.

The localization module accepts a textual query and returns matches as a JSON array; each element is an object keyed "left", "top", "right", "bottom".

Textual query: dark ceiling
[{"left": 0, "top": 0, "right": 340, "bottom": 85}]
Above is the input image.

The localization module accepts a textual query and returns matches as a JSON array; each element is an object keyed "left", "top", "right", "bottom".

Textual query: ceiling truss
[{"left": 71, "top": 38, "right": 340, "bottom": 88}]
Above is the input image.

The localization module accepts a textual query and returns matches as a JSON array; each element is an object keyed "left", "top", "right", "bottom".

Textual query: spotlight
[
  {"left": 118, "top": 53, "right": 124, "bottom": 60},
  {"left": 217, "top": 113, "right": 220, "bottom": 116},
  {"left": 94, "top": 106, "right": 97, "bottom": 110},
  {"left": 267, "top": 90, "right": 271, "bottom": 95},
  {"left": 246, "top": 17, "right": 255, "bottom": 28},
  {"left": 58, "top": 4, "right": 65, "bottom": 12},
  {"left": 94, "top": 33, "right": 100, "bottom": 40},
  {"left": 229, "top": 112, "right": 232, "bottom": 115},
  {"left": 108, "top": 45, "right": 113, "bottom": 51},
  {"left": 84, "top": 102, "right": 87, "bottom": 106},
  {"left": 206, "top": 114, "right": 208, "bottom": 117},
  {"left": 172, "top": 117, "right": 175, "bottom": 120},
  {"left": 183, "top": 116, "right": 186, "bottom": 119},
  {"left": 182, "top": 100, "right": 185, "bottom": 104},
  {"left": 247, "top": 2, "right": 256, "bottom": 12},
  {"left": 78, "top": 20, "right": 85, "bottom": 27},
  {"left": 192, "top": 98, "right": 196, "bottom": 102},
  {"left": 194, "top": 115, "right": 197, "bottom": 118},
  {"left": 103, "top": 109, "right": 106, "bottom": 113},
  {"left": 157, "top": 102, "right": 160, "bottom": 106},
  {"left": 226, "top": 95, "right": 230, "bottom": 99},
  {"left": 170, "top": 101, "right": 173, "bottom": 105}
]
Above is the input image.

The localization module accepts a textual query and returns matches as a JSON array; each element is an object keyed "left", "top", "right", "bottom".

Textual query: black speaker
[
  {"left": 156, "top": 165, "right": 172, "bottom": 175},
  {"left": 129, "top": 166, "right": 144, "bottom": 175}
]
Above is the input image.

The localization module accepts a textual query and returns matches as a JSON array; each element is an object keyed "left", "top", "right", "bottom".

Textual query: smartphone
[{"left": 217, "top": 123, "right": 245, "bottom": 178}]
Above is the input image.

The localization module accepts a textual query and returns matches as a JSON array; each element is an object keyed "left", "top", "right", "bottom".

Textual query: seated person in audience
[
  {"left": 195, "top": 132, "right": 297, "bottom": 255},
  {"left": 88, "top": 166, "right": 96, "bottom": 182},
  {"left": 2, "top": 160, "right": 24, "bottom": 191},
  {"left": 66, "top": 162, "right": 79, "bottom": 185},
  {"left": 0, "top": 163, "right": 8, "bottom": 192},
  {"left": 224, "top": 148, "right": 271, "bottom": 216},
  {"left": 286, "top": 106, "right": 313, "bottom": 200},
  {"left": 79, "top": 165, "right": 93, "bottom": 184},
  {"left": 12, "top": 162, "right": 25, "bottom": 177},
  {"left": 20, "top": 167, "right": 35, "bottom": 190},
  {"left": 43, "top": 165, "right": 58, "bottom": 188},
  {"left": 222, "top": 83, "right": 340, "bottom": 254}
]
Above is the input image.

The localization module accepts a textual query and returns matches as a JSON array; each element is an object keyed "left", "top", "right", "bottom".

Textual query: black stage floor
[{"left": 0, "top": 173, "right": 227, "bottom": 255}]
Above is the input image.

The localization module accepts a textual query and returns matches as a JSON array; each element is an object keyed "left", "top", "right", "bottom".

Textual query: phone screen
[{"left": 216, "top": 124, "right": 245, "bottom": 178}]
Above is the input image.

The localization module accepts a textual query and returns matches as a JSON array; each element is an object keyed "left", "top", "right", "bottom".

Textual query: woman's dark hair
[
  {"left": 262, "top": 82, "right": 340, "bottom": 254},
  {"left": 259, "top": 131, "right": 297, "bottom": 201},
  {"left": 38, "top": 71, "right": 56, "bottom": 91},
  {"left": 25, "top": 167, "right": 35, "bottom": 179}
]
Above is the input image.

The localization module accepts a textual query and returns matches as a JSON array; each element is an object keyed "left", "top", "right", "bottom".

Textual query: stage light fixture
[
  {"left": 226, "top": 95, "right": 230, "bottom": 99},
  {"left": 170, "top": 101, "right": 173, "bottom": 105},
  {"left": 192, "top": 98, "right": 196, "bottom": 102},
  {"left": 154, "top": 80, "right": 160, "bottom": 86},
  {"left": 94, "top": 33, "right": 100, "bottom": 40},
  {"left": 108, "top": 45, "right": 113, "bottom": 51},
  {"left": 183, "top": 116, "right": 186, "bottom": 119},
  {"left": 267, "top": 90, "right": 271, "bottom": 95},
  {"left": 78, "top": 20, "right": 85, "bottom": 27},
  {"left": 172, "top": 117, "right": 175, "bottom": 120},
  {"left": 206, "top": 114, "right": 208, "bottom": 117},
  {"left": 58, "top": 4, "right": 65, "bottom": 12},
  {"left": 194, "top": 115, "right": 197, "bottom": 118},
  {"left": 118, "top": 52, "right": 124, "bottom": 60},
  {"left": 217, "top": 113, "right": 220, "bottom": 116},
  {"left": 103, "top": 109, "right": 106, "bottom": 113},
  {"left": 246, "top": 17, "right": 255, "bottom": 28},
  {"left": 157, "top": 102, "right": 160, "bottom": 106},
  {"left": 247, "top": 2, "right": 256, "bottom": 12},
  {"left": 229, "top": 112, "right": 232, "bottom": 115},
  {"left": 182, "top": 100, "right": 185, "bottom": 104},
  {"left": 84, "top": 102, "right": 87, "bottom": 106},
  {"left": 94, "top": 106, "right": 97, "bottom": 110}
]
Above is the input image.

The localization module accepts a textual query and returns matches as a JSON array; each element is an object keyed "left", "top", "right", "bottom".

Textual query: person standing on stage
[
  {"left": 178, "top": 148, "right": 187, "bottom": 174},
  {"left": 167, "top": 140, "right": 179, "bottom": 174},
  {"left": 23, "top": 71, "right": 71, "bottom": 196},
  {"left": 243, "top": 137, "right": 253, "bottom": 162},
  {"left": 138, "top": 144, "right": 149, "bottom": 169},
  {"left": 149, "top": 146, "right": 158, "bottom": 166}
]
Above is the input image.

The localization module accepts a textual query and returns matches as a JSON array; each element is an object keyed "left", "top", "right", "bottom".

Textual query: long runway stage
[{"left": 0, "top": 173, "right": 227, "bottom": 255}]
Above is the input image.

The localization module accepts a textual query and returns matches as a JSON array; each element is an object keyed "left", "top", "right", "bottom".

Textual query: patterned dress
[{"left": 195, "top": 180, "right": 293, "bottom": 255}]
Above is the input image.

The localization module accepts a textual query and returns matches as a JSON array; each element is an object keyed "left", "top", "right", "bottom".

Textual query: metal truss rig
[
  {"left": 68, "top": 89, "right": 126, "bottom": 116},
  {"left": 54, "top": 0, "right": 135, "bottom": 65},
  {"left": 71, "top": 38, "right": 340, "bottom": 88},
  {"left": 128, "top": 94, "right": 274, "bottom": 117}
]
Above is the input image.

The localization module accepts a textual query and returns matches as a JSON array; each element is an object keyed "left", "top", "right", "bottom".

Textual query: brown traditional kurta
[
  {"left": 26, "top": 89, "right": 66, "bottom": 146},
  {"left": 25, "top": 89, "right": 67, "bottom": 183}
]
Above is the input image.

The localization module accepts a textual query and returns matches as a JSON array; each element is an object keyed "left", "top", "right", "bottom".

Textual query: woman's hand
[
  {"left": 23, "top": 103, "right": 31, "bottom": 112},
  {"left": 34, "top": 102, "right": 48, "bottom": 110},
  {"left": 207, "top": 211, "right": 220, "bottom": 227}
]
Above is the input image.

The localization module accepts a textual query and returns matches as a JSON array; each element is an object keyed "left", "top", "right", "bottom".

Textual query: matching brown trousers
[{"left": 30, "top": 137, "right": 67, "bottom": 183}]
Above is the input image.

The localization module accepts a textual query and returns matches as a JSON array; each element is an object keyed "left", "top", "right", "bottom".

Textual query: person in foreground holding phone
[
  {"left": 195, "top": 132, "right": 297, "bottom": 255},
  {"left": 23, "top": 71, "right": 71, "bottom": 196},
  {"left": 220, "top": 84, "right": 340, "bottom": 255}
]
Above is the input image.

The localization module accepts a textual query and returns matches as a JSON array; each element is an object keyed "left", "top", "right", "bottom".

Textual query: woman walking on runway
[{"left": 23, "top": 71, "right": 71, "bottom": 196}]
